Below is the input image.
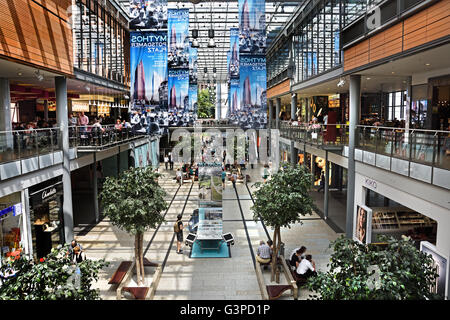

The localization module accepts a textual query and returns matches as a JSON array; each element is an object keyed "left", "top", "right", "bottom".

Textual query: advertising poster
[
  {"left": 189, "top": 85, "right": 198, "bottom": 112},
  {"left": 168, "top": 69, "right": 189, "bottom": 111},
  {"left": 151, "top": 139, "right": 159, "bottom": 169},
  {"left": 420, "top": 241, "right": 449, "bottom": 299},
  {"left": 198, "top": 163, "right": 223, "bottom": 203},
  {"left": 129, "top": 0, "right": 168, "bottom": 30},
  {"left": 227, "top": 78, "right": 240, "bottom": 117},
  {"left": 237, "top": 55, "right": 267, "bottom": 129},
  {"left": 229, "top": 28, "right": 240, "bottom": 78},
  {"left": 333, "top": 30, "right": 340, "bottom": 65},
  {"left": 355, "top": 204, "right": 372, "bottom": 244},
  {"left": 189, "top": 46, "right": 198, "bottom": 84},
  {"left": 168, "top": 9, "right": 189, "bottom": 69},
  {"left": 238, "top": 0, "right": 266, "bottom": 55},
  {"left": 130, "top": 31, "right": 168, "bottom": 111}
]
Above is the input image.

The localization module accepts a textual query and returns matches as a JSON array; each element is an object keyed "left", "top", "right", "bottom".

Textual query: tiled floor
[{"left": 75, "top": 164, "right": 342, "bottom": 300}]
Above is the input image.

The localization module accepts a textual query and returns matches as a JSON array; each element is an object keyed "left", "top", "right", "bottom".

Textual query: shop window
[{"left": 0, "top": 192, "right": 24, "bottom": 263}]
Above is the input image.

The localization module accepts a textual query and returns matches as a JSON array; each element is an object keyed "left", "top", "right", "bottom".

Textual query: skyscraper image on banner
[
  {"left": 228, "top": 78, "right": 240, "bottom": 118},
  {"left": 229, "top": 28, "right": 240, "bottom": 78},
  {"left": 238, "top": 55, "right": 267, "bottom": 129},
  {"left": 238, "top": 0, "right": 266, "bottom": 55},
  {"left": 129, "top": 0, "right": 168, "bottom": 30},
  {"left": 168, "top": 69, "right": 189, "bottom": 112},
  {"left": 130, "top": 31, "right": 168, "bottom": 111},
  {"left": 168, "top": 9, "right": 189, "bottom": 69},
  {"left": 189, "top": 85, "right": 198, "bottom": 113},
  {"left": 189, "top": 46, "right": 198, "bottom": 84}
]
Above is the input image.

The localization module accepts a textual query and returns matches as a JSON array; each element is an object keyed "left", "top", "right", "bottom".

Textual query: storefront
[
  {"left": 28, "top": 178, "right": 65, "bottom": 260},
  {"left": 0, "top": 192, "right": 27, "bottom": 264}
]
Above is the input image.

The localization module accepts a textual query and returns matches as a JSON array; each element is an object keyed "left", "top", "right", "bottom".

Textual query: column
[
  {"left": 275, "top": 97, "right": 281, "bottom": 129},
  {"left": 215, "top": 82, "right": 221, "bottom": 120},
  {"left": 55, "top": 76, "right": 74, "bottom": 243},
  {"left": 0, "top": 78, "right": 13, "bottom": 149},
  {"left": 345, "top": 75, "right": 361, "bottom": 238},
  {"left": 291, "top": 93, "right": 297, "bottom": 121},
  {"left": 290, "top": 141, "right": 297, "bottom": 166},
  {"left": 324, "top": 151, "right": 329, "bottom": 220},
  {"left": 305, "top": 97, "right": 310, "bottom": 123},
  {"left": 92, "top": 154, "right": 99, "bottom": 223},
  {"left": 268, "top": 100, "right": 274, "bottom": 128}
]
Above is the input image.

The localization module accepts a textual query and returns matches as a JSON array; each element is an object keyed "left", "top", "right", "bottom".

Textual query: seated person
[
  {"left": 296, "top": 254, "right": 317, "bottom": 280},
  {"left": 290, "top": 246, "right": 306, "bottom": 268},
  {"left": 256, "top": 240, "right": 272, "bottom": 268}
]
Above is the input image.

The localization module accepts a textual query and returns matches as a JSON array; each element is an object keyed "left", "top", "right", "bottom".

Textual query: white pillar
[{"left": 0, "top": 78, "right": 13, "bottom": 149}]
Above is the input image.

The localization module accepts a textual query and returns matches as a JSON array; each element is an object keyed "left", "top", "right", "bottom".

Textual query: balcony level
[{"left": 276, "top": 121, "right": 450, "bottom": 190}]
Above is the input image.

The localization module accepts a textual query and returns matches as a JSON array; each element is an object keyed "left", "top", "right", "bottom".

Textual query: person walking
[
  {"left": 168, "top": 152, "right": 174, "bottom": 170},
  {"left": 174, "top": 214, "right": 184, "bottom": 254},
  {"left": 231, "top": 171, "right": 237, "bottom": 189},
  {"left": 221, "top": 169, "right": 227, "bottom": 188},
  {"left": 164, "top": 154, "right": 169, "bottom": 170},
  {"left": 263, "top": 164, "right": 270, "bottom": 183},
  {"left": 176, "top": 168, "right": 183, "bottom": 185}
]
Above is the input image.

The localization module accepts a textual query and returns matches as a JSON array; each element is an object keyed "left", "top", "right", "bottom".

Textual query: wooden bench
[
  {"left": 143, "top": 258, "right": 158, "bottom": 267},
  {"left": 108, "top": 261, "right": 132, "bottom": 285},
  {"left": 266, "top": 285, "right": 293, "bottom": 300},
  {"left": 123, "top": 287, "right": 149, "bottom": 300}
]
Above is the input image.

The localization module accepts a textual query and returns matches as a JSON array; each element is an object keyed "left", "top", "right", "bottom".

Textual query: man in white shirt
[{"left": 296, "top": 254, "right": 317, "bottom": 279}]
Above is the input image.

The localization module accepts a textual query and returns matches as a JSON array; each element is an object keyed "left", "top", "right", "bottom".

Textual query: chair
[
  {"left": 222, "top": 233, "right": 235, "bottom": 246},
  {"left": 185, "top": 233, "right": 197, "bottom": 247}
]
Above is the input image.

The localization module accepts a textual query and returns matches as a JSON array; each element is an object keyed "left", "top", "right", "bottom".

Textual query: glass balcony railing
[
  {"left": 0, "top": 128, "right": 62, "bottom": 165},
  {"left": 276, "top": 121, "right": 450, "bottom": 171},
  {"left": 357, "top": 126, "right": 450, "bottom": 171}
]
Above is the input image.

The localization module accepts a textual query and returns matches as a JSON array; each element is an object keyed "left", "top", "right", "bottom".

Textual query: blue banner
[
  {"left": 168, "top": 9, "right": 189, "bottom": 69},
  {"left": 134, "top": 142, "right": 151, "bottom": 168},
  {"left": 168, "top": 69, "right": 189, "bottom": 112},
  {"left": 239, "top": 0, "right": 266, "bottom": 55},
  {"left": 228, "top": 78, "right": 240, "bottom": 118},
  {"left": 129, "top": 0, "right": 168, "bottom": 30},
  {"left": 229, "top": 28, "right": 240, "bottom": 78},
  {"left": 130, "top": 31, "right": 168, "bottom": 110},
  {"left": 238, "top": 55, "right": 267, "bottom": 129}
]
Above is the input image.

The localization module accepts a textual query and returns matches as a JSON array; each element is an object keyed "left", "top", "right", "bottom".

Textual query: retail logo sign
[
  {"left": 365, "top": 178, "right": 377, "bottom": 190},
  {"left": 42, "top": 187, "right": 57, "bottom": 201},
  {"left": 366, "top": 6, "right": 381, "bottom": 31}
]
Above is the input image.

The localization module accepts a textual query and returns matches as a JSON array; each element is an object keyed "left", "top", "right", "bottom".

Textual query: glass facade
[{"left": 72, "top": 0, "right": 129, "bottom": 85}]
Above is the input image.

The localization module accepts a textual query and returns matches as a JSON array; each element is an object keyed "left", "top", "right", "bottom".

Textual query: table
[{"left": 196, "top": 219, "right": 223, "bottom": 253}]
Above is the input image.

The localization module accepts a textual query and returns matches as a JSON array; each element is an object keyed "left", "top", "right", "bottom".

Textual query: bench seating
[
  {"left": 108, "top": 261, "right": 132, "bottom": 285},
  {"left": 266, "top": 285, "right": 292, "bottom": 300},
  {"left": 123, "top": 287, "right": 149, "bottom": 300},
  {"left": 143, "top": 258, "right": 158, "bottom": 267}
]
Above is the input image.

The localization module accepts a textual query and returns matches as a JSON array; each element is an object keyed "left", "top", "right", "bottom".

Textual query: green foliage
[
  {"left": 0, "top": 245, "right": 108, "bottom": 300},
  {"left": 100, "top": 167, "right": 168, "bottom": 235},
  {"left": 197, "top": 89, "right": 215, "bottom": 118},
  {"left": 307, "top": 235, "right": 441, "bottom": 300},
  {"left": 251, "top": 163, "right": 315, "bottom": 228}
]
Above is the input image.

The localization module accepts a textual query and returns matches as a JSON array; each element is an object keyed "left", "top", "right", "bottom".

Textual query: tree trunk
[
  {"left": 275, "top": 228, "right": 281, "bottom": 283},
  {"left": 139, "top": 232, "right": 145, "bottom": 284},
  {"left": 271, "top": 227, "right": 278, "bottom": 282},
  {"left": 135, "top": 234, "right": 142, "bottom": 285}
]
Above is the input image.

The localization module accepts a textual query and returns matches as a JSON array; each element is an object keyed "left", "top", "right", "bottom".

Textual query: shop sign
[
  {"left": 365, "top": 178, "right": 377, "bottom": 189},
  {"left": 0, "top": 203, "right": 22, "bottom": 219},
  {"left": 30, "top": 182, "right": 63, "bottom": 207}
]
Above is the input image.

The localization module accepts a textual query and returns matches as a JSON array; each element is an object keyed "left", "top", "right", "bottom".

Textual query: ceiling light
[
  {"left": 366, "top": 77, "right": 371, "bottom": 80},
  {"left": 17, "top": 72, "right": 23, "bottom": 76},
  {"left": 192, "top": 38, "right": 199, "bottom": 48},
  {"left": 35, "top": 70, "right": 44, "bottom": 82},
  {"left": 337, "top": 77, "right": 346, "bottom": 88},
  {"left": 425, "top": 63, "right": 431, "bottom": 66},
  {"left": 208, "top": 38, "right": 216, "bottom": 48}
]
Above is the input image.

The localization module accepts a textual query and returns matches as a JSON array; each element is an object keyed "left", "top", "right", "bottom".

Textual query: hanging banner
[
  {"left": 229, "top": 28, "right": 240, "bottom": 78},
  {"left": 168, "top": 69, "right": 189, "bottom": 111},
  {"left": 189, "top": 85, "right": 198, "bottom": 113},
  {"left": 151, "top": 139, "right": 159, "bottom": 169},
  {"left": 189, "top": 46, "right": 198, "bottom": 84},
  {"left": 239, "top": 0, "right": 266, "bottom": 55},
  {"left": 228, "top": 78, "right": 240, "bottom": 118},
  {"left": 129, "top": 0, "right": 168, "bottom": 30},
  {"left": 168, "top": 9, "right": 190, "bottom": 69},
  {"left": 238, "top": 55, "right": 267, "bottom": 129},
  {"left": 130, "top": 31, "right": 168, "bottom": 112}
]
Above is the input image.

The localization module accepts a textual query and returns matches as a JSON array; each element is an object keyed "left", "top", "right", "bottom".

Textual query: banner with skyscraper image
[
  {"left": 238, "top": 0, "right": 266, "bottom": 55},
  {"left": 238, "top": 55, "right": 267, "bottom": 129},
  {"left": 227, "top": 78, "right": 240, "bottom": 118},
  {"left": 229, "top": 28, "right": 240, "bottom": 78},
  {"left": 167, "top": 69, "right": 193, "bottom": 126},
  {"left": 129, "top": 0, "right": 168, "bottom": 30},
  {"left": 130, "top": 31, "right": 168, "bottom": 112},
  {"left": 168, "top": 9, "right": 189, "bottom": 69}
]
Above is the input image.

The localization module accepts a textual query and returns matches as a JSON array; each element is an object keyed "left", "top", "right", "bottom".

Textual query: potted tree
[
  {"left": 100, "top": 167, "right": 168, "bottom": 285},
  {"left": 307, "top": 235, "right": 441, "bottom": 300},
  {"left": 251, "top": 163, "right": 315, "bottom": 281}
]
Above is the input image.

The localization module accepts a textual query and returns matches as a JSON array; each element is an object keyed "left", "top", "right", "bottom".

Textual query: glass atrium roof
[{"left": 116, "top": 0, "right": 302, "bottom": 82}]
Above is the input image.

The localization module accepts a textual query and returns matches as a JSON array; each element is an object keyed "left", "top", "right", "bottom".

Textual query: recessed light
[
  {"left": 425, "top": 63, "right": 431, "bottom": 66},
  {"left": 366, "top": 77, "right": 371, "bottom": 80},
  {"left": 391, "top": 72, "right": 395, "bottom": 74},
  {"left": 17, "top": 72, "right": 23, "bottom": 76}
]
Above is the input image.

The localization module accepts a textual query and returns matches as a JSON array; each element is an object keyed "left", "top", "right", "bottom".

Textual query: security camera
[{"left": 337, "top": 78, "right": 346, "bottom": 88}]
